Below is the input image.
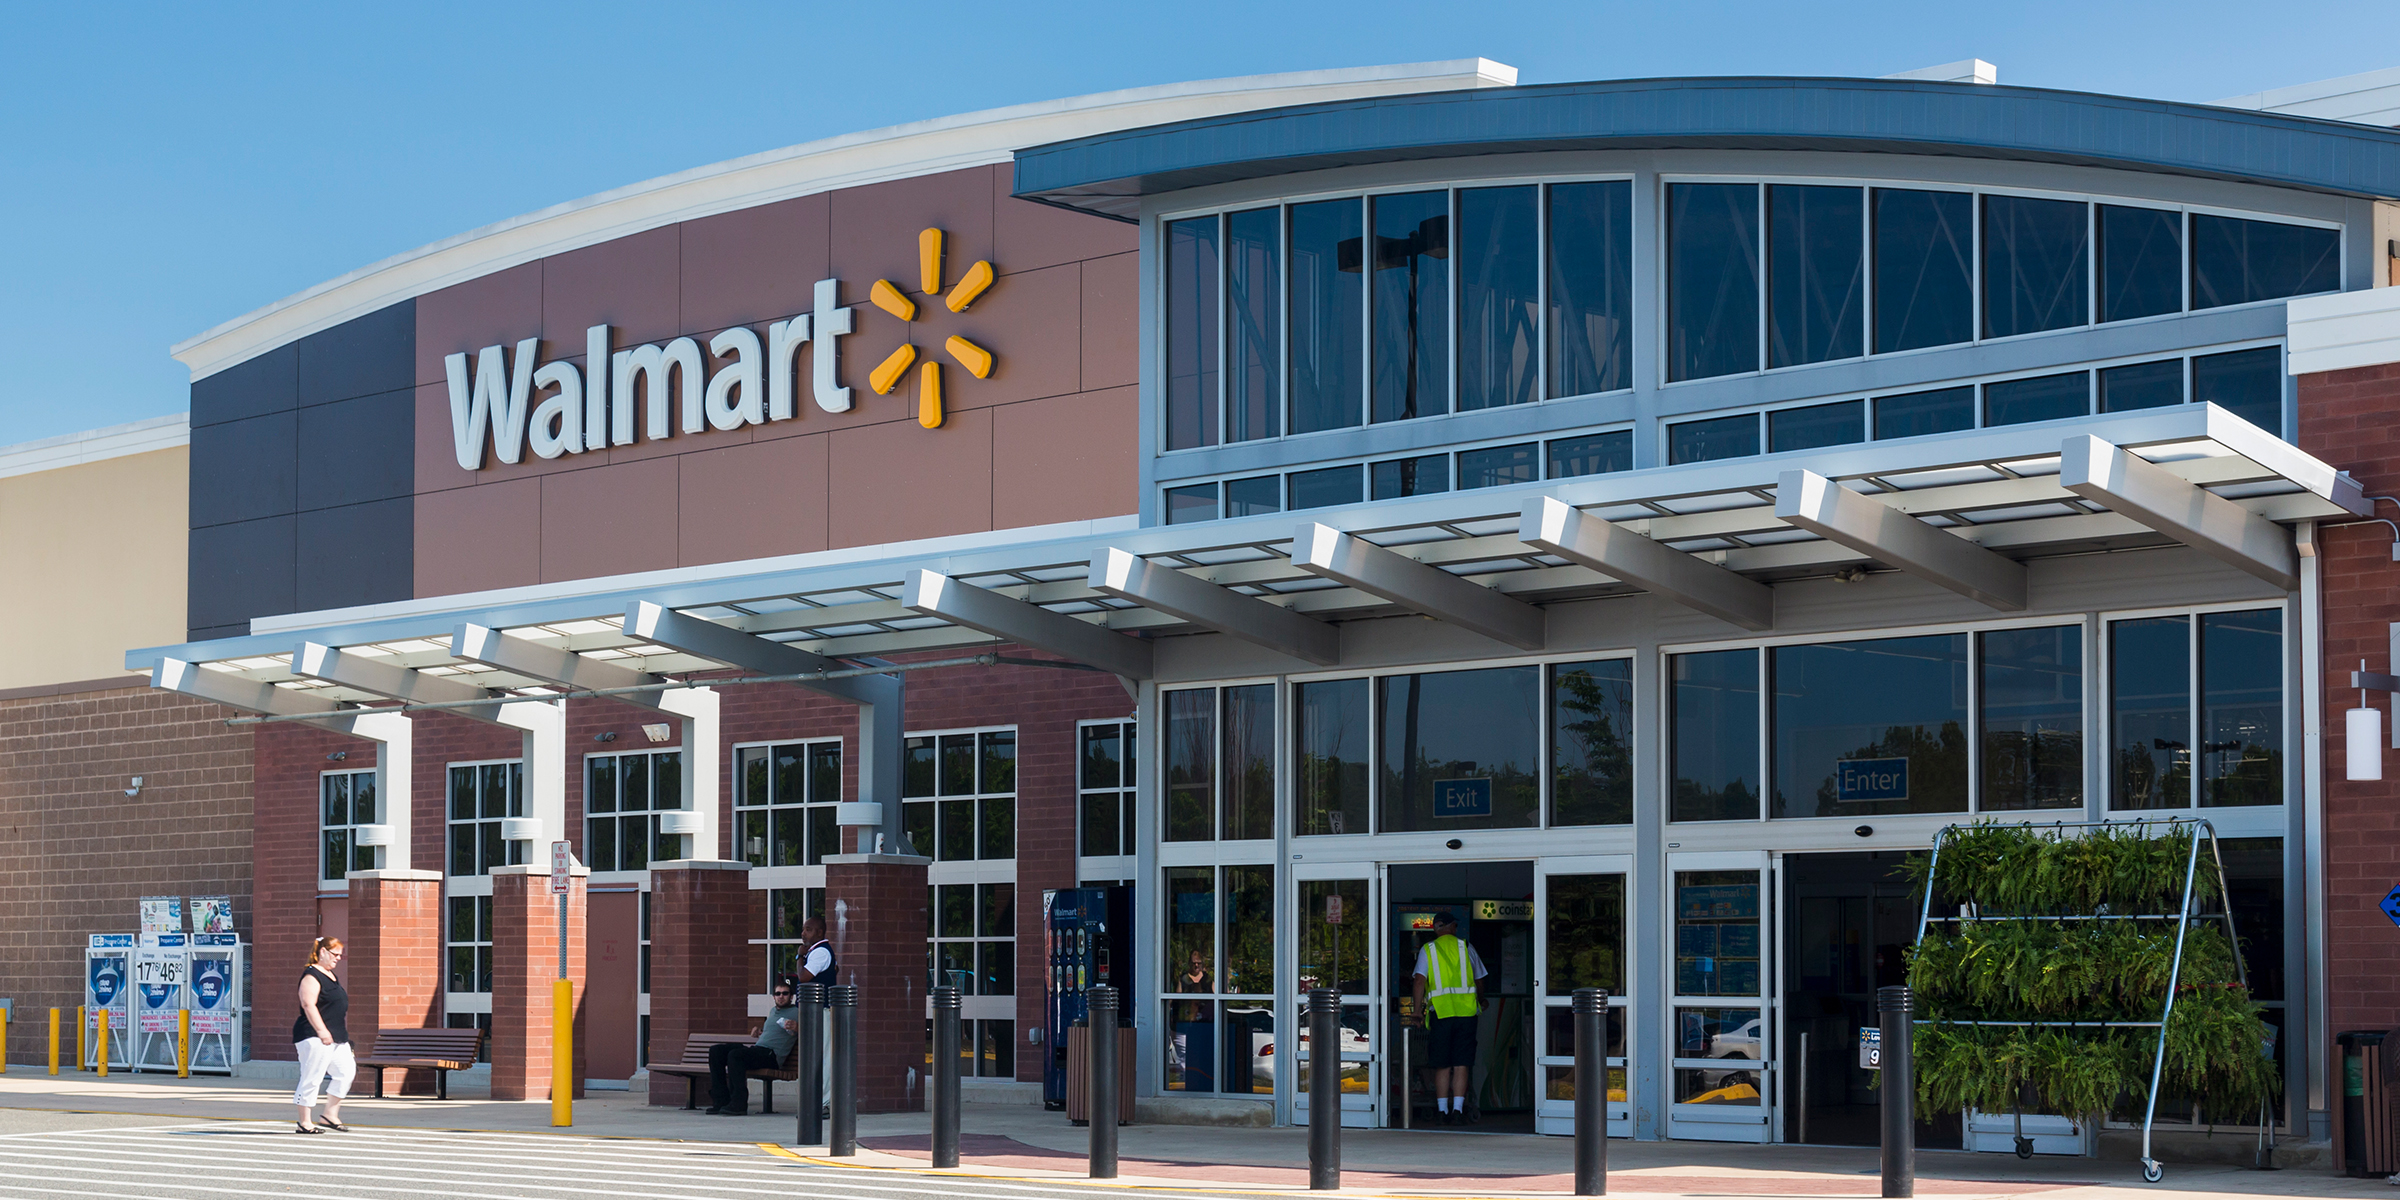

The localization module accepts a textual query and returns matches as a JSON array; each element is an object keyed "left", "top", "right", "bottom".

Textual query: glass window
[
  {"left": 447, "top": 761, "right": 524, "bottom": 876},
  {"left": 1552, "top": 660, "right": 1633, "bottom": 826},
  {"left": 1457, "top": 185, "right": 1539, "bottom": 411},
  {"left": 2191, "top": 215, "right": 2339, "bottom": 309},
  {"left": 1296, "top": 678, "right": 1370, "bottom": 835},
  {"left": 1300, "top": 878, "right": 1370, "bottom": 994},
  {"left": 321, "top": 769, "right": 379, "bottom": 881},
  {"left": 2110, "top": 616, "right": 2191, "bottom": 811},
  {"left": 1371, "top": 455, "right": 1450, "bottom": 500},
  {"left": 1548, "top": 181, "right": 1633, "bottom": 397},
  {"left": 2201, "top": 609, "right": 2283, "bottom": 808},
  {"left": 1225, "top": 865, "right": 1275, "bottom": 995},
  {"left": 1768, "top": 184, "right": 1863, "bottom": 368},
  {"left": 1378, "top": 667, "right": 1540, "bottom": 833},
  {"left": 2220, "top": 838, "right": 2285, "bottom": 1000},
  {"left": 1770, "top": 635, "right": 1968, "bottom": 819},
  {"left": 1226, "top": 207, "right": 1282, "bottom": 442},
  {"left": 2099, "top": 204, "right": 2182, "bottom": 322},
  {"left": 1675, "top": 872, "right": 1761, "bottom": 997},
  {"left": 1458, "top": 442, "right": 1538, "bottom": 490},
  {"left": 1668, "top": 183, "right": 1761, "bottom": 381},
  {"left": 1873, "top": 188, "right": 1974, "bottom": 354},
  {"left": 1225, "top": 475, "right": 1281, "bottom": 517},
  {"left": 1873, "top": 386, "right": 1973, "bottom": 440},
  {"left": 1370, "top": 190, "right": 1450, "bottom": 423},
  {"left": 1165, "top": 689, "right": 1215, "bottom": 841},
  {"left": 1768, "top": 400, "right": 1864, "bottom": 453},
  {"left": 1983, "top": 371, "right": 2089, "bottom": 427},
  {"left": 766, "top": 886, "right": 827, "bottom": 983},
  {"left": 1289, "top": 198, "right": 1365, "bottom": 434},
  {"left": 1983, "top": 195, "right": 2089, "bottom": 338},
  {"left": 1221, "top": 685, "right": 1275, "bottom": 841},
  {"left": 1668, "top": 414, "right": 1758, "bottom": 464},
  {"left": 1165, "top": 483, "right": 1219, "bottom": 525},
  {"left": 2193, "top": 346, "right": 2283, "bottom": 435},
  {"left": 1671, "top": 649, "right": 1759, "bottom": 822},
  {"left": 733, "top": 740, "right": 841, "bottom": 867},
  {"left": 2100, "top": 359, "right": 2184, "bottom": 411},
  {"left": 1549, "top": 432, "right": 1632, "bottom": 479},
  {"left": 1288, "top": 465, "right": 1361, "bottom": 511},
  {"left": 1166, "top": 867, "right": 1215, "bottom": 995},
  {"left": 446, "top": 895, "right": 493, "bottom": 995},
  {"left": 1978, "top": 627, "right": 2083, "bottom": 811},
  {"left": 1165, "top": 216, "right": 1220, "bottom": 450},
  {"left": 586, "top": 750, "right": 688, "bottom": 870},
  {"left": 1078, "top": 721, "right": 1137, "bottom": 859},
  {"left": 1546, "top": 874, "right": 1627, "bottom": 993}
]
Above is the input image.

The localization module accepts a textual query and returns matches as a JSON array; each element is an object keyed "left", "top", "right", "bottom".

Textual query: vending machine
[
  {"left": 84, "top": 935, "right": 133, "bottom": 1070},
  {"left": 1043, "top": 886, "right": 1132, "bottom": 1109}
]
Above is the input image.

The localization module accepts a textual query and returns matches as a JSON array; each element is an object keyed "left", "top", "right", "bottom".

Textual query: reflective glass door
[
  {"left": 1534, "top": 856, "right": 1631, "bottom": 1137},
  {"left": 1667, "top": 852, "right": 1772, "bottom": 1142},
  {"left": 1294, "top": 865, "right": 1380, "bottom": 1127}
]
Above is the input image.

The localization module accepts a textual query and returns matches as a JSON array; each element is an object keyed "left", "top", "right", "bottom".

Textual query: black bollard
[
  {"left": 932, "top": 986, "right": 962, "bottom": 1169},
  {"left": 797, "top": 983, "right": 824, "bottom": 1148},
  {"left": 829, "top": 986, "right": 859, "bottom": 1157},
  {"left": 1573, "top": 988, "right": 1609, "bottom": 1196},
  {"left": 1878, "top": 986, "right": 1915, "bottom": 1199},
  {"left": 1308, "top": 988, "right": 1342, "bottom": 1191},
  {"left": 1087, "top": 985, "right": 1120, "bottom": 1178}
]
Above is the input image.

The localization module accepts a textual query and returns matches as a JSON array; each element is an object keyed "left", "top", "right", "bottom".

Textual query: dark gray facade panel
[
  {"left": 188, "top": 411, "right": 296, "bottom": 527},
  {"left": 296, "top": 299, "right": 415, "bottom": 407},
  {"left": 187, "top": 515, "right": 295, "bottom": 639},
  {"left": 189, "top": 343, "right": 297, "bottom": 427},
  {"left": 1014, "top": 78, "right": 2400, "bottom": 215},
  {"left": 295, "top": 499, "right": 414, "bottom": 615},
  {"left": 297, "top": 388, "right": 415, "bottom": 510}
]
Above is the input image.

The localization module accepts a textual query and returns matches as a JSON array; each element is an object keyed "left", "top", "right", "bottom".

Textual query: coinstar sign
[{"left": 84, "top": 938, "right": 132, "bottom": 1070}]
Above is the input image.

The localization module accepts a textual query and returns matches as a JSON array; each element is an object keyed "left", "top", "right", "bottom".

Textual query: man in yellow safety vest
[{"left": 1408, "top": 910, "right": 1488, "bottom": 1125}]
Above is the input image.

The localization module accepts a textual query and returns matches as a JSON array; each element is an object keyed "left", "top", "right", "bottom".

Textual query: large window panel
[
  {"left": 2110, "top": 616, "right": 2192, "bottom": 811},
  {"left": 1457, "top": 185, "right": 1539, "bottom": 411},
  {"left": 1668, "top": 414, "right": 1758, "bottom": 465},
  {"left": 1225, "top": 207, "right": 1282, "bottom": 442},
  {"left": 1768, "top": 400, "right": 1863, "bottom": 453},
  {"left": 1982, "top": 195, "right": 2089, "bottom": 338},
  {"left": 1983, "top": 371, "right": 2090, "bottom": 427},
  {"left": 1370, "top": 190, "right": 1451, "bottom": 423},
  {"left": 1873, "top": 386, "right": 1974, "bottom": 440},
  {"left": 1221, "top": 685, "right": 1276, "bottom": 840},
  {"left": 1377, "top": 666, "right": 1540, "bottom": 832},
  {"left": 1546, "top": 874, "right": 1627, "bottom": 993},
  {"left": 1165, "top": 216, "right": 1220, "bottom": 450},
  {"left": 1768, "top": 184, "right": 1863, "bottom": 368},
  {"left": 2193, "top": 346, "right": 2283, "bottom": 435},
  {"left": 1165, "top": 689, "right": 1216, "bottom": 841},
  {"left": 1458, "top": 442, "right": 1538, "bottom": 490},
  {"left": 1287, "top": 465, "right": 1359, "bottom": 512},
  {"left": 1551, "top": 660, "right": 1633, "bottom": 826},
  {"left": 1226, "top": 866, "right": 1275, "bottom": 995},
  {"left": 1547, "top": 181, "right": 1632, "bottom": 397},
  {"left": 2191, "top": 215, "right": 2339, "bottom": 309},
  {"left": 1668, "top": 183, "right": 1761, "bottom": 382},
  {"left": 1371, "top": 455, "right": 1449, "bottom": 500},
  {"left": 1296, "top": 678, "right": 1370, "bottom": 835},
  {"left": 2099, "top": 204, "right": 2182, "bottom": 322},
  {"left": 1289, "top": 199, "right": 1364, "bottom": 434},
  {"left": 1226, "top": 475, "right": 1281, "bottom": 517},
  {"left": 1166, "top": 483, "right": 1219, "bottom": 525},
  {"left": 1873, "top": 188, "right": 1974, "bottom": 354},
  {"left": 1771, "top": 634, "right": 1969, "bottom": 819},
  {"left": 1166, "top": 867, "right": 1216, "bottom": 995},
  {"left": 1671, "top": 649, "right": 1760, "bottom": 822},
  {"left": 2201, "top": 609, "right": 2283, "bottom": 808},
  {"left": 2099, "top": 359, "right": 2184, "bottom": 412},
  {"left": 1979, "top": 626, "right": 2084, "bottom": 812},
  {"left": 1548, "top": 432, "right": 1632, "bottom": 479}
]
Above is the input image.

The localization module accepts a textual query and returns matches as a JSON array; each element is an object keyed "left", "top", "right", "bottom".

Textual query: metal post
[
  {"left": 797, "top": 983, "right": 824, "bottom": 1147},
  {"left": 1087, "top": 985, "right": 1119, "bottom": 1178},
  {"left": 551, "top": 979, "right": 573, "bottom": 1127},
  {"left": 931, "top": 986, "right": 961, "bottom": 1169},
  {"left": 1309, "top": 988, "right": 1342, "bottom": 1191},
  {"left": 1573, "top": 988, "right": 1608, "bottom": 1196},
  {"left": 1798, "top": 1030, "right": 1809, "bottom": 1147},
  {"left": 1878, "top": 986, "right": 1915, "bottom": 1199},
  {"left": 829, "top": 986, "right": 859, "bottom": 1156},
  {"left": 96, "top": 1010, "right": 109, "bottom": 1077},
  {"left": 76, "top": 1006, "right": 85, "bottom": 1072},
  {"left": 48, "top": 1008, "right": 59, "bottom": 1076},
  {"left": 176, "top": 1009, "right": 189, "bottom": 1078}
]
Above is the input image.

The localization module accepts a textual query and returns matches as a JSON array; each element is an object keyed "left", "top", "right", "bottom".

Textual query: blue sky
[{"left": 2, "top": 1, "right": 2391, "bottom": 445}]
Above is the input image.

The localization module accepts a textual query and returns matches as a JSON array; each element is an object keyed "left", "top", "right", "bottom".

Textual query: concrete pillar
[
  {"left": 646, "top": 859, "right": 753, "bottom": 1106},
  {"left": 488, "top": 864, "right": 587, "bottom": 1101},
  {"left": 344, "top": 869, "right": 442, "bottom": 1094},
  {"left": 825, "top": 851, "right": 931, "bottom": 1113}
]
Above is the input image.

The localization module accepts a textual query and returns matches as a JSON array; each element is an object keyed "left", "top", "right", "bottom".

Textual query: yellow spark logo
[{"left": 864, "top": 228, "right": 996, "bottom": 429}]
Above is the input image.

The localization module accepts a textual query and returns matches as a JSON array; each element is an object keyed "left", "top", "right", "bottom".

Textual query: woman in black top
[{"left": 292, "top": 937, "right": 353, "bottom": 1134}]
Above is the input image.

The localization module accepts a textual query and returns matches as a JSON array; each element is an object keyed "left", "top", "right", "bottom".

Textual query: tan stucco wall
[{"left": 0, "top": 446, "right": 186, "bottom": 689}]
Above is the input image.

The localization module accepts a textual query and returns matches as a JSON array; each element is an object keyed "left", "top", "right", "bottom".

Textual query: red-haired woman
[{"left": 292, "top": 937, "right": 353, "bottom": 1133}]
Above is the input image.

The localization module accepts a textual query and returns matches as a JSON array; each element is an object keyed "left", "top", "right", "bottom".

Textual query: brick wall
[
  {"left": 489, "top": 867, "right": 586, "bottom": 1100},
  {"left": 0, "top": 685, "right": 251, "bottom": 1063},
  {"left": 346, "top": 871, "right": 442, "bottom": 1091},
  {"left": 646, "top": 861, "right": 751, "bottom": 1106},
  {"left": 825, "top": 855, "right": 929, "bottom": 1111}
]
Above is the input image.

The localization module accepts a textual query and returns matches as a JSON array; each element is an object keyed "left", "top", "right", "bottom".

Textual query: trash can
[
  {"left": 2338, "top": 1030, "right": 2393, "bottom": 1177},
  {"left": 1065, "top": 1019, "right": 1136, "bottom": 1127}
]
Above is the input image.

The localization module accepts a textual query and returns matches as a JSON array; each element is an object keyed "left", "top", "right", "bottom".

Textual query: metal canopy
[{"left": 132, "top": 406, "right": 2361, "bottom": 703}]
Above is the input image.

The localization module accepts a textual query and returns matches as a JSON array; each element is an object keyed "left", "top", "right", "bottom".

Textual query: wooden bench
[
  {"left": 645, "top": 1031, "right": 800, "bottom": 1111},
  {"left": 355, "top": 1027, "right": 485, "bottom": 1100}
]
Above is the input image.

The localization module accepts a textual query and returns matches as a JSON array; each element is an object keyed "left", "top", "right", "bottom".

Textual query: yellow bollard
[
  {"left": 2, "top": 1005, "right": 9, "bottom": 1073},
  {"left": 96, "top": 1010, "right": 109, "bottom": 1077},
  {"left": 177, "top": 1009, "right": 190, "bottom": 1078},
  {"left": 76, "top": 1006, "right": 86, "bottom": 1072},
  {"left": 551, "top": 978, "right": 574, "bottom": 1127},
  {"left": 48, "top": 1009, "right": 59, "bottom": 1076}
]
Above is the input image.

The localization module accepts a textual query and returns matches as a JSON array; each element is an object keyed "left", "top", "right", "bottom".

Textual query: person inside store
[
  {"left": 293, "top": 936, "right": 353, "bottom": 1134},
  {"left": 708, "top": 974, "right": 800, "bottom": 1115},
  {"left": 1409, "top": 910, "right": 1489, "bottom": 1124}
]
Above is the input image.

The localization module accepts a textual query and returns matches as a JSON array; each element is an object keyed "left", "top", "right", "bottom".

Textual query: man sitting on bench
[{"left": 708, "top": 974, "right": 799, "bottom": 1115}]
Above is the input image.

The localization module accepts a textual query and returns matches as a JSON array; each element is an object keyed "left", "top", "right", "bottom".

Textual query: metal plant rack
[{"left": 1911, "top": 817, "right": 2245, "bottom": 1185}]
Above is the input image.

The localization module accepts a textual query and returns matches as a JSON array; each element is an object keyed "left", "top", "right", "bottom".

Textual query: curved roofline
[
  {"left": 1011, "top": 75, "right": 2400, "bottom": 219},
  {"left": 172, "top": 58, "right": 1516, "bottom": 382}
]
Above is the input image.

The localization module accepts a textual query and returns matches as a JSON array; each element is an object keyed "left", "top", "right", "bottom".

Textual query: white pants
[{"left": 293, "top": 1040, "right": 356, "bottom": 1107}]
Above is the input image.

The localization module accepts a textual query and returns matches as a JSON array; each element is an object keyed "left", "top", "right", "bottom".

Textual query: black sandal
[
  {"left": 295, "top": 1123, "right": 324, "bottom": 1135},
  {"left": 319, "top": 1121, "right": 349, "bottom": 1132}
]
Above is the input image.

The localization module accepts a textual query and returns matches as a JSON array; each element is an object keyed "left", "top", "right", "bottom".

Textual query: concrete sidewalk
[{"left": 0, "top": 1071, "right": 2368, "bottom": 1199}]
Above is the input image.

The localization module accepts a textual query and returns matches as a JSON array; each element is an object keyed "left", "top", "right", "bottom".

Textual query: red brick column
[
  {"left": 646, "top": 859, "right": 753, "bottom": 1106},
  {"left": 489, "top": 865, "right": 588, "bottom": 1101},
  {"left": 344, "top": 869, "right": 442, "bottom": 1094},
  {"left": 825, "top": 852, "right": 930, "bottom": 1113}
]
